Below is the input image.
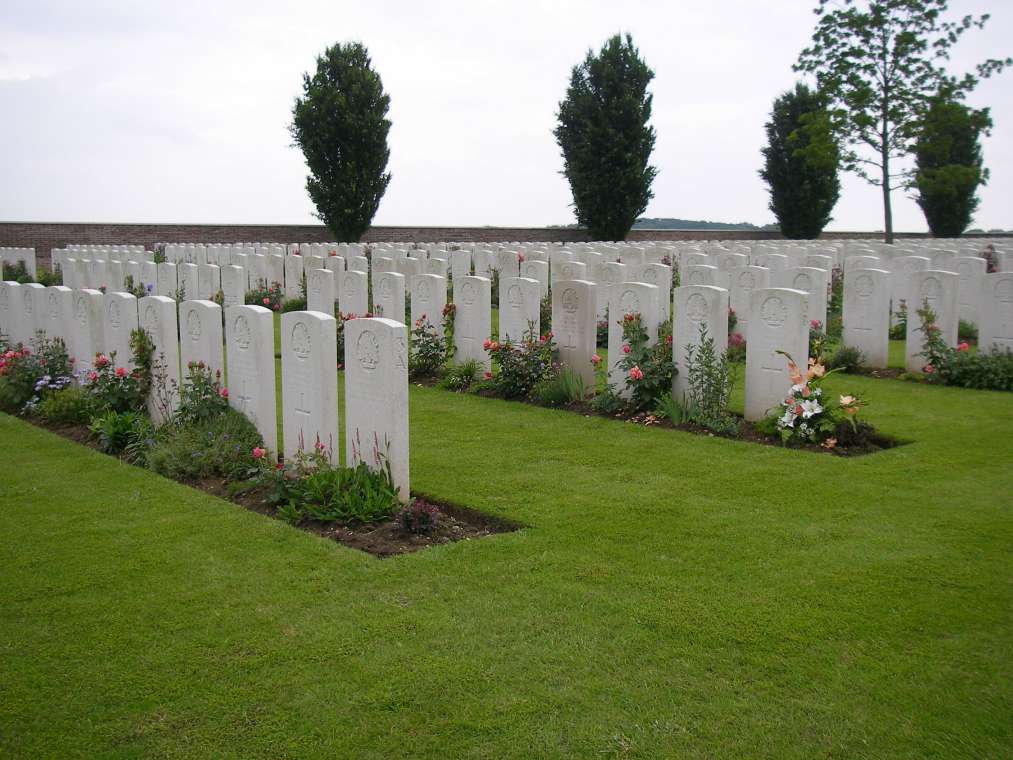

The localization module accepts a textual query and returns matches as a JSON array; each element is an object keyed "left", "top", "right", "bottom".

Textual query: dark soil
[
  {"left": 202, "top": 478, "right": 520, "bottom": 558},
  {"left": 21, "top": 416, "right": 522, "bottom": 558}
]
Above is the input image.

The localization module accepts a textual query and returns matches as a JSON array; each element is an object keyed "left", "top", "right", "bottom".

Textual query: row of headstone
[{"left": 0, "top": 282, "right": 410, "bottom": 503}]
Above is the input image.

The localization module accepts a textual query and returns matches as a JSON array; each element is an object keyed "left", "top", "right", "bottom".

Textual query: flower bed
[{"left": 1, "top": 332, "right": 519, "bottom": 558}]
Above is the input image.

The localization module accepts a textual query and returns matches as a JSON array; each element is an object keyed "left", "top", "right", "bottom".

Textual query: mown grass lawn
[{"left": 2, "top": 335, "right": 1012, "bottom": 758}]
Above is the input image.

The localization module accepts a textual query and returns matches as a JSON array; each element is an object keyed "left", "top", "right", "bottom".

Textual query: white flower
[
  {"left": 801, "top": 399, "right": 823, "bottom": 419},
  {"left": 791, "top": 383, "right": 805, "bottom": 394},
  {"left": 778, "top": 410, "right": 795, "bottom": 428}
]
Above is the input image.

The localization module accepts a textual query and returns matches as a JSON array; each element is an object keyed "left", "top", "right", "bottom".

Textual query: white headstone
[
  {"left": 139, "top": 296, "right": 180, "bottom": 421},
  {"left": 68, "top": 289, "right": 105, "bottom": 373},
  {"left": 499, "top": 276, "right": 541, "bottom": 343},
  {"left": 103, "top": 292, "right": 139, "bottom": 371},
  {"left": 978, "top": 273, "right": 1013, "bottom": 354},
  {"left": 340, "top": 270, "right": 369, "bottom": 316},
  {"left": 281, "top": 311, "right": 338, "bottom": 464},
  {"left": 410, "top": 274, "right": 447, "bottom": 333},
  {"left": 306, "top": 268, "right": 335, "bottom": 315},
  {"left": 673, "top": 285, "right": 729, "bottom": 402},
  {"left": 373, "top": 271, "right": 406, "bottom": 323},
  {"left": 0, "top": 281, "right": 19, "bottom": 344},
  {"left": 220, "top": 265, "right": 245, "bottom": 308},
  {"left": 905, "top": 270, "right": 959, "bottom": 373},
  {"left": 43, "top": 286, "right": 72, "bottom": 343},
  {"left": 744, "top": 288, "right": 809, "bottom": 421},
  {"left": 179, "top": 300, "right": 225, "bottom": 380},
  {"left": 607, "top": 282, "right": 660, "bottom": 393},
  {"left": 156, "top": 262, "right": 178, "bottom": 299},
  {"left": 954, "top": 256, "right": 986, "bottom": 326},
  {"left": 843, "top": 268, "right": 891, "bottom": 368},
  {"left": 344, "top": 317, "right": 409, "bottom": 503},
  {"left": 453, "top": 275, "right": 492, "bottom": 370},
  {"left": 226, "top": 305, "right": 278, "bottom": 454},
  {"left": 178, "top": 263, "right": 198, "bottom": 302},
  {"left": 197, "top": 264, "right": 221, "bottom": 301},
  {"left": 551, "top": 279, "right": 597, "bottom": 390}
]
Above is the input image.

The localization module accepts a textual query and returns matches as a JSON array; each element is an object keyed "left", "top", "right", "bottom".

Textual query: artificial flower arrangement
[{"left": 771, "top": 351, "right": 865, "bottom": 449}]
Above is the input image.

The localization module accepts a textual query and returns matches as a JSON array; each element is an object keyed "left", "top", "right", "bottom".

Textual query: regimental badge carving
[
  {"left": 0, "top": 287, "right": 7, "bottom": 312},
  {"left": 233, "top": 315, "right": 251, "bottom": 350},
  {"left": 920, "top": 276, "right": 941, "bottom": 302},
  {"left": 793, "top": 273, "right": 812, "bottom": 292},
  {"left": 186, "top": 309, "right": 202, "bottom": 341},
  {"left": 855, "top": 274, "right": 874, "bottom": 298},
  {"left": 47, "top": 292, "right": 60, "bottom": 319},
  {"left": 143, "top": 304, "right": 159, "bottom": 332},
  {"left": 760, "top": 296, "right": 787, "bottom": 328},
  {"left": 357, "top": 329, "right": 380, "bottom": 370},
  {"left": 291, "top": 321, "right": 311, "bottom": 360},
  {"left": 378, "top": 278, "right": 391, "bottom": 300},
  {"left": 688, "top": 271, "right": 704, "bottom": 286},
  {"left": 343, "top": 277, "right": 358, "bottom": 295},
  {"left": 417, "top": 280, "right": 431, "bottom": 302},
  {"left": 75, "top": 295, "right": 88, "bottom": 325},
  {"left": 687, "top": 293, "right": 709, "bottom": 323},
  {"left": 461, "top": 280, "right": 477, "bottom": 306},
  {"left": 309, "top": 273, "right": 322, "bottom": 295},
  {"left": 738, "top": 271, "right": 755, "bottom": 290},
  {"left": 642, "top": 267, "right": 657, "bottom": 284},
  {"left": 507, "top": 284, "right": 523, "bottom": 310},
  {"left": 24, "top": 292, "right": 34, "bottom": 316},
  {"left": 562, "top": 288, "right": 579, "bottom": 314},
  {"left": 107, "top": 300, "right": 120, "bottom": 328},
  {"left": 619, "top": 289, "right": 640, "bottom": 316}
]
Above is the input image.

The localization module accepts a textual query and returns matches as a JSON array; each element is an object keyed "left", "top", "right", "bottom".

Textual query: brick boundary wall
[{"left": 1, "top": 221, "right": 1009, "bottom": 267}]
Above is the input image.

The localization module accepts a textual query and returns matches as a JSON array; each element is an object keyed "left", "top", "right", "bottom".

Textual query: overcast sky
[{"left": 2, "top": 0, "right": 1010, "bottom": 232}]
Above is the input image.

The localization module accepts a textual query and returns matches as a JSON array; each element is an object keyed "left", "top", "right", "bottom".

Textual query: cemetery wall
[{"left": 3, "top": 221, "right": 1010, "bottom": 266}]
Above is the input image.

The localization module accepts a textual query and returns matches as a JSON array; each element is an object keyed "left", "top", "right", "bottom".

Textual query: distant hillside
[
  {"left": 550, "top": 218, "right": 779, "bottom": 231},
  {"left": 634, "top": 217, "right": 779, "bottom": 231}
]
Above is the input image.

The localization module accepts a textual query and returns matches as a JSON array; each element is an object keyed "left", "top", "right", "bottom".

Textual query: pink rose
[
  {"left": 591, "top": 354, "right": 602, "bottom": 365},
  {"left": 628, "top": 366, "right": 644, "bottom": 381},
  {"left": 483, "top": 371, "right": 493, "bottom": 380},
  {"left": 220, "top": 388, "right": 229, "bottom": 399},
  {"left": 957, "top": 342, "right": 969, "bottom": 352},
  {"left": 252, "top": 447, "right": 266, "bottom": 460},
  {"left": 115, "top": 367, "right": 126, "bottom": 378},
  {"left": 262, "top": 297, "right": 270, "bottom": 305},
  {"left": 622, "top": 345, "right": 630, "bottom": 354}
]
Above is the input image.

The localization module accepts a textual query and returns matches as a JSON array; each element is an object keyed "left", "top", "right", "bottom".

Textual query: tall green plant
[
  {"left": 291, "top": 42, "right": 392, "bottom": 242},
  {"left": 759, "top": 83, "right": 841, "bottom": 239},
  {"left": 795, "top": 0, "right": 1009, "bottom": 243},
  {"left": 913, "top": 96, "right": 991, "bottom": 237},
  {"left": 554, "top": 33, "right": 657, "bottom": 241}
]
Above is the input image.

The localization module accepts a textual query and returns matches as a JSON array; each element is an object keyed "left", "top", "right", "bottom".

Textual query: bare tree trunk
[{"left": 882, "top": 161, "right": 894, "bottom": 244}]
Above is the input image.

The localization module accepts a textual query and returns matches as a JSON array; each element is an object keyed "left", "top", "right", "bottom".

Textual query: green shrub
[
  {"left": 916, "top": 301, "right": 1013, "bottom": 391},
  {"left": 89, "top": 411, "right": 146, "bottom": 455},
  {"left": 439, "top": 359, "right": 479, "bottom": 392},
  {"left": 408, "top": 317, "right": 447, "bottom": 379},
  {"left": 958, "top": 319, "right": 978, "bottom": 343},
  {"left": 616, "top": 313, "right": 673, "bottom": 413},
  {"left": 0, "top": 337, "right": 73, "bottom": 414},
  {"left": 680, "top": 324, "right": 737, "bottom": 434},
  {"left": 825, "top": 344, "right": 865, "bottom": 373},
  {"left": 485, "top": 327, "right": 557, "bottom": 400},
  {"left": 173, "top": 362, "right": 229, "bottom": 426},
  {"left": 532, "top": 367, "right": 585, "bottom": 406},
  {"left": 246, "top": 281, "right": 283, "bottom": 312},
  {"left": 262, "top": 448, "right": 400, "bottom": 525},
  {"left": 282, "top": 296, "right": 307, "bottom": 313},
  {"left": 147, "top": 409, "right": 265, "bottom": 481},
  {"left": 36, "top": 387, "right": 93, "bottom": 425}
]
